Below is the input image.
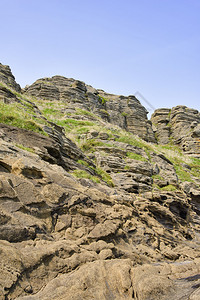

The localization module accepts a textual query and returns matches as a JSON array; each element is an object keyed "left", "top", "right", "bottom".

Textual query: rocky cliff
[
  {"left": 151, "top": 107, "right": 200, "bottom": 156},
  {"left": 0, "top": 63, "right": 200, "bottom": 300},
  {"left": 24, "top": 76, "right": 156, "bottom": 143}
]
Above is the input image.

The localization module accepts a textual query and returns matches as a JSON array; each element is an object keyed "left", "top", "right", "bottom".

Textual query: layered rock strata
[
  {"left": 0, "top": 63, "right": 21, "bottom": 92},
  {"left": 0, "top": 63, "right": 200, "bottom": 299},
  {"left": 151, "top": 106, "right": 200, "bottom": 155},
  {"left": 24, "top": 76, "right": 156, "bottom": 142}
]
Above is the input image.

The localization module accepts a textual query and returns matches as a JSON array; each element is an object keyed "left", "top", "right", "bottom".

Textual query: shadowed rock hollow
[{"left": 0, "top": 63, "right": 200, "bottom": 300}]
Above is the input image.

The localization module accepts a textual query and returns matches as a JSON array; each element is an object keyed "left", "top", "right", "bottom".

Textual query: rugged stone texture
[
  {"left": 0, "top": 126, "right": 200, "bottom": 299},
  {"left": 0, "top": 123, "right": 95, "bottom": 173},
  {"left": 24, "top": 76, "right": 156, "bottom": 142},
  {"left": 1, "top": 63, "right": 200, "bottom": 299},
  {"left": 0, "top": 63, "right": 21, "bottom": 92},
  {"left": 151, "top": 106, "right": 200, "bottom": 155}
]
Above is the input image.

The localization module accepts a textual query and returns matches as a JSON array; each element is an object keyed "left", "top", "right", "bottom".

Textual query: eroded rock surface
[
  {"left": 0, "top": 125, "right": 200, "bottom": 299},
  {"left": 151, "top": 106, "right": 200, "bottom": 155},
  {"left": 23, "top": 76, "right": 156, "bottom": 142},
  {"left": 0, "top": 63, "right": 21, "bottom": 92},
  {"left": 0, "top": 63, "right": 200, "bottom": 300}
]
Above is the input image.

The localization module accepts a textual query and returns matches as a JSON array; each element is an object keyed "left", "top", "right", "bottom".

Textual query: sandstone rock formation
[
  {"left": 23, "top": 76, "right": 156, "bottom": 142},
  {"left": 0, "top": 63, "right": 21, "bottom": 92},
  {"left": 0, "top": 63, "right": 200, "bottom": 299},
  {"left": 151, "top": 106, "right": 200, "bottom": 155}
]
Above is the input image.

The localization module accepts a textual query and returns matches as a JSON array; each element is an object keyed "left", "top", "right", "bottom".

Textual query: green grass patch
[
  {"left": 15, "top": 144, "right": 35, "bottom": 153},
  {"left": 126, "top": 152, "right": 147, "bottom": 161},
  {"left": 41, "top": 107, "right": 64, "bottom": 119},
  {"left": 76, "top": 127, "right": 90, "bottom": 134},
  {"left": 75, "top": 108, "right": 96, "bottom": 117},
  {"left": 116, "top": 135, "right": 146, "bottom": 148},
  {"left": 152, "top": 174, "right": 165, "bottom": 181},
  {"left": 160, "top": 184, "right": 177, "bottom": 191},
  {"left": 99, "top": 109, "right": 110, "bottom": 116},
  {"left": 189, "top": 157, "right": 200, "bottom": 177},
  {"left": 56, "top": 118, "right": 95, "bottom": 127},
  {"left": 96, "top": 167, "right": 114, "bottom": 187},
  {"left": 80, "top": 139, "right": 113, "bottom": 152},
  {"left": 0, "top": 102, "right": 46, "bottom": 135},
  {"left": 77, "top": 159, "right": 89, "bottom": 167},
  {"left": 174, "top": 165, "right": 192, "bottom": 182},
  {"left": 72, "top": 169, "right": 100, "bottom": 184},
  {"left": 121, "top": 112, "right": 128, "bottom": 117}
]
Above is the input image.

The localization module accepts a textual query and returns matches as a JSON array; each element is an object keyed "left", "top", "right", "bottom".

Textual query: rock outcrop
[
  {"left": 151, "top": 106, "right": 200, "bottom": 155},
  {"left": 23, "top": 76, "right": 156, "bottom": 142},
  {"left": 0, "top": 63, "right": 21, "bottom": 92},
  {"left": 0, "top": 63, "right": 200, "bottom": 299}
]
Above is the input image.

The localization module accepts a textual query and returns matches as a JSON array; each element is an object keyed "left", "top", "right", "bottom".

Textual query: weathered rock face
[
  {"left": 0, "top": 124, "right": 200, "bottom": 299},
  {"left": 23, "top": 76, "right": 156, "bottom": 142},
  {"left": 1, "top": 63, "right": 200, "bottom": 299},
  {"left": 0, "top": 63, "right": 21, "bottom": 104},
  {"left": 0, "top": 123, "right": 95, "bottom": 174},
  {"left": 0, "top": 63, "right": 21, "bottom": 92},
  {"left": 151, "top": 106, "right": 200, "bottom": 155}
]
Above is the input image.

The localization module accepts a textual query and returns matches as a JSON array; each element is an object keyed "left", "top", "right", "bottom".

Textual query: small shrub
[{"left": 98, "top": 95, "right": 108, "bottom": 105}]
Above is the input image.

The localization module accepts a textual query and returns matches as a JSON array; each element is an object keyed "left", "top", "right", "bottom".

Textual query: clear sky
[{"left": 1, "top": 0, "right": 200, "bottom": 115}]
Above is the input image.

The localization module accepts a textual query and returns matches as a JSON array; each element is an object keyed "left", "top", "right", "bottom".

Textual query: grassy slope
[{"left": 1, "top": 81, "right": 200, "bottom": 188}]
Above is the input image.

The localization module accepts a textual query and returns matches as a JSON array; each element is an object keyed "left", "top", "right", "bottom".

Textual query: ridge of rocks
[{"left": 23, "top": 75, "right": 156, "bottom": 143}]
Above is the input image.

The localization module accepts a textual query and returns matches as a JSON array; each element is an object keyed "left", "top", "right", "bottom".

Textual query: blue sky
[{"left": 1, "top": 0, "right": 200, "bottom": 115}]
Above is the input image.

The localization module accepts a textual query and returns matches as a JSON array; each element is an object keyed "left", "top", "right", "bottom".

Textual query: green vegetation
[
  {"left": 126, "top": 152, "right": 147, "bottom": 161},
  {"left": 72, "top": 169, "right": 101, "bottom": 184},
  {"left": 98, "top": 95, "right": 108, "bottom": 105},
  {"left": 75, "top": 108, "right": 96, "bottom": 117},
  {"left": 56, "top": 118, "right": 95, "bottom": 127},
  {"left": 152, "top": 184, "right": 177, "bottom": 191},
  {"left": 80, "top": 139, "right": 113, "bottom": 152},
  {"left": 121, "top": 112, "right": 128, "bottom": 117},
  {"left": 1, "top": 80, "right": 200, "bottom": 190},
  {"left": 42, "top": 107, "right": 64, "bottom": 119},
  {"left": 15, "top": 144, "right": 35, "bottom": 153},
  {"left": 49, "top": 119, "right": 96, "bottom": 137},
  {"left": 95, "top": 167, "right": 114, "bottom": 187},
  {"left": 72, "top": 165, "right": 113, "bottom": 186},
  {"left": 160, "top": 184, "right": 177, "bottom": 191},
  {"left": 152, "top": 174, "right": 165, "bottom": 181},
  {"left": 189, "top": 157, "right": 200, "bottom": 178},
  {"left": 77, "top": 159, "right": 89, "bottom": 167},
  {"left": 76, "top": 127, "right": 90, "bottom": 134},
  {"left": 99, "top": 109, "right": 110, "bottom": 116},
  {"left": 0, "top": 102, "right": 47, "bottom": 135},
  {"left": 124, "top": 165, "right": 130, "bottom": 171},
  {"left": 167, "top": 156, "right": 192, "bottom": 182},
  {"left": 115, "top": 134, "right": 154, "bottom": 160}
]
